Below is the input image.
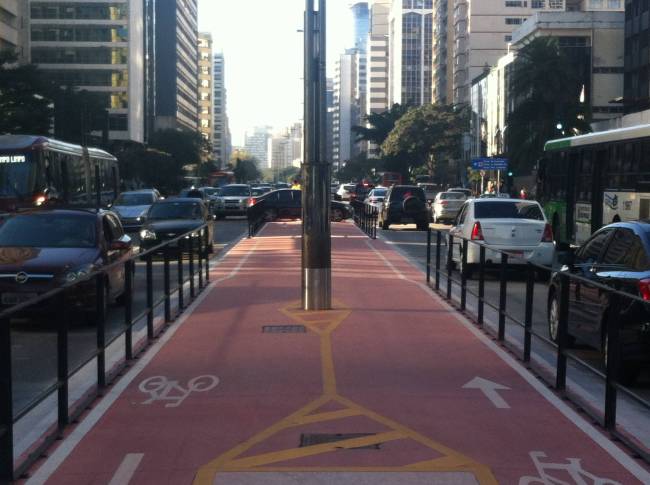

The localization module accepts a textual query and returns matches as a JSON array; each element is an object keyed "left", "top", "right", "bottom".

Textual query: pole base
[{"left": 303, "top": 268, "right": 331, "bottom": 310}]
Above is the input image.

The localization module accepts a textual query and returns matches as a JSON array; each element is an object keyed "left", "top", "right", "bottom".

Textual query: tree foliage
[
  {"left": 336, "top": 152, "right": 380, "bottom": 182},
  {"left": 352, "top": 104, "right": 409, "bottom": 146},
  {"left": 149, "top": 129, "right": 202, "bottom": 167},
  {"left": 507, "top": 37, "right": 591, "bottom": 172},
  {"left": 233, "top": 157, "right": 261, "bottom": 183},
  {"left": 113, "top": 143, "right": 183, "bottom": 194},
  {"left": 382, "top": 104, "right": 469, "bottom": 180}
]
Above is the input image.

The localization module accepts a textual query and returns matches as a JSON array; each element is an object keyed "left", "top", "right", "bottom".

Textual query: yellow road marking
[{"left": 290, "top": 408, "right": 362, "bottom": 426}]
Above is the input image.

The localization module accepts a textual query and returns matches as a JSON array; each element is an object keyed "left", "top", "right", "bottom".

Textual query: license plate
[
  {"left": 505, "top": 250, "right": 524, "bottom": 257},
  {"left": 2, "top": 293, "right": 38, "bottom": 305}
]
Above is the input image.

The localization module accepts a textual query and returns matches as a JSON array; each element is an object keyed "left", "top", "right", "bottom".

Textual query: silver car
[
  {"left": 111, "top": 189, "right": 161, "bottom": 232},
  {"left": 432, "top": 191, "right": 466, "bottom": 224},
  {"left": 214, "top": 184, "right": 252, "bottom": 219}
]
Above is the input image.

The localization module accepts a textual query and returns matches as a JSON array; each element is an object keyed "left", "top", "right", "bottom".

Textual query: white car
[
  {"left": 431, "top": 191, "right": 466, "bottom": 224},
  {"left": 448, "top": 198, "right": 554, "bottom": 278},
  {"left": 336, "top": 184, "right": 355, "bottom": 201},
  {"left": 366, "top": 187, "right": 387, "bottom": 207}
]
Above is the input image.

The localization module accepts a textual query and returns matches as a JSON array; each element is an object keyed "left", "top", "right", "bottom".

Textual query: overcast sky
[{"left": 198, "top": 0, "right": 353, "bottom": 146}]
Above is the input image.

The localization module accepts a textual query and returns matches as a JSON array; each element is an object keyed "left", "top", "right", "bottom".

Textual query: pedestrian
[
  {"left": 291, "top": 179, "right": 301, "bottom": 190},
  {"left": 520, "top": 186, "right": 528, "bottom": 199}
]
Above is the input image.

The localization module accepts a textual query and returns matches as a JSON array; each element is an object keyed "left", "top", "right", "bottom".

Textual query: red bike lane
[{"left": 23, "top": 222, "right": 650, "bottom": 485}]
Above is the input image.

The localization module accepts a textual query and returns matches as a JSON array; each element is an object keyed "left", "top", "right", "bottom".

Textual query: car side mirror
[{"left": 110, "top": 235, "right": 132, "bottom": 251}]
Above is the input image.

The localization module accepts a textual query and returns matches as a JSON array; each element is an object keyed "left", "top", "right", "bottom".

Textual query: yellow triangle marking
[
  {"left": 221, "top": 431, "right": 405, "bottom": 470},
  {"left": 289, "top": 408, "right": 362, "bottom": 426}
]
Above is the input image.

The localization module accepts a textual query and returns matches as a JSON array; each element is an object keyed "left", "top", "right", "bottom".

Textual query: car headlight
[
  {"left": 136, "top": 216, "right": 143, "bottom": 222},
  {"left": 64, "top": 264, "right": 94, "bottom": 283},
  {"left": 140, "top": 229, "right": 157, "bottom": 240},
  {"left": 185, "top": 232, "right": 200, "bottom": 239}
]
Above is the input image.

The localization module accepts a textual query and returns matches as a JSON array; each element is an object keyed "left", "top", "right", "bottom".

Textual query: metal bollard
[
  {"left": 0, "top": 316, "right": 14, "bottom": 482},
  {"left": 189, "top": 235, "right": 195, "bottom": 299},
  {"left": 478, "top": 245, "right": 485, "bottom": 326},
  {"left": 163, "top": 246, "right": 171, "bottom": 323},
  {"left": 96, "top": 274, "right": 106, "bottom": 389},
  {"left": 146, "top": 253, "right": 154, "bottom": 339},
  {"left": 460, "top": 239, "right": 468, "bottom": 311},
  {"left": 604, "top": 293, "right": 621, "bottom": 430},
  {"left": 57, "top": 289, "right": 69, "bottom": 431},
  {"left": 426, "top": 227, "right": 432, "bottom": 284},
  {"left": 556, "top": 272, "right": 570, "bottom": 391},
  {"left": 204, "top": 228, "right": 210, "bottom": 283},
  {"left": 498, "top": 252, "right": 508, "bottom": 341},
  {"left": 124, "top": 260, "right": 133, "bottom": 360},
  {"left": 524, "top": 263, "right": 535, "bottom": 363},
  {"left": 435, "top": 230, "right": 441, "bottom": 291},
  {"left": 177, "top": 240, "right": 184, "bottom": 311},
  {"left": 446, "top": 234, "right": 453, "bottom": 300},
  {"left": 197, "top": 232, "right": 204, "bottom": 290}
]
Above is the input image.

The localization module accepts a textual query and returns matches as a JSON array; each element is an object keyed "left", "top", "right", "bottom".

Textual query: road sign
[{"left": 471, "top": 158, "right": 509, "bottom": 171}]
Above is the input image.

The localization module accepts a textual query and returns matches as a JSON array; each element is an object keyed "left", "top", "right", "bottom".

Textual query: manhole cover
[
  {"left": 262, "top": 325, "right": 307, "bottom": 333},
  {"left": 300, "top": 433, "right": 381, "bottom": 450}
]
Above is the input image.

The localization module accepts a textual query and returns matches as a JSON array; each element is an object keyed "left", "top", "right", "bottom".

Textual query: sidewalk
[{"left": 23, "top": 222, "right": 650, "bottom": 484}]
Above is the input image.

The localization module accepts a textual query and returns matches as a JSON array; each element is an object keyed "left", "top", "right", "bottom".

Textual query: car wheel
[
  {"left": 331, "top": 208, "right": 344, "bottom": 222},
  {"left": 548, "top": 292, "right": 560, "bottom": 344}
]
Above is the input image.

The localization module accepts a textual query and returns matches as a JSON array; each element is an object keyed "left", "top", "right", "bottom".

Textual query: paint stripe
[
  {"left": 25, "top": 237, "right": 261, "bottom": 485},
  {"left": 364, "top": 235, "right": 650, "bottom": 484},
  {"left": 107, "top": 453, "right": 144, "bottom": 485}
]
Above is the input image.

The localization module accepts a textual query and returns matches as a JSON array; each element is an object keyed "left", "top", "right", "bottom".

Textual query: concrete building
[
  {"left": 433, "top": 0, "right": 455, "bottom": 104},
  {"left": 245, "top": 126, "right": 272, "bottom": 167},
  {"left": 212, "top": 51, "right": 231, "bottom": 167},
  {"left": 366, "top": 0, "right": 391, "bottom": 115},
  {"left": 388, "top": 0, "right": 433, "bottom": 106},
  {"left": 624, "top": 0, "right": 650, "bottom": 113},
  {"left": 267, "top": 123, "right": 303, "bottom": 178},
  {"left": 197, "top": 33, "right": 213, "bottom": 151},
  {"left": 326, "top": 77, "right": 335, "bottom": 164},
  {"left": 0, "top": 0, "right": 27, "bottom": 59},
  {"left": 29, "top": 0, "right": 145, "bottom": 142},
  {"left": 145, "top": 0, "right": 199, "bottom": 133},
  {"left": 333, "top": 50, "right": 360, "bottom": 169},
  {"left": 453, "top": 0, "right": 570, "bottom": 105}
]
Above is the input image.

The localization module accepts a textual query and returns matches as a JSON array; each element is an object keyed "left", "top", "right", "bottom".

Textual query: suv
[
  {"left": 378, "top": 185, "right": 430, "bottom": 231},
  {"left": 213, "top": 184, "right": 252, "bottom": 219},
  {"left": 548, "top": 221, "right": 650, "bottom": 383}
]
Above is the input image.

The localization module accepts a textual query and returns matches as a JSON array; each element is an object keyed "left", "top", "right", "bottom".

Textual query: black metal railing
[
  {"left": 247, "top": 199, "right": 267, "bottom": 238},
  {"left": 425, "top": 228, "right": 650, "bottom": 464},
  {"left": 351, "top": 200, "right": 378, "bottom": 239},
  {"left": 0, "top": 226, "right": 212, "bottom": 481}
]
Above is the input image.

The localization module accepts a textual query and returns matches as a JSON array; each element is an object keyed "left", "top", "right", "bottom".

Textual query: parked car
[
  {"left": 366, "top": 187, "right": 387, "bottom": 207},
  {"left": 378, "top": 185, "right": 430, "bottom": 231},
  {"left": 336, "top": 184, "right": 355, "bottom": 201},
  {"left": 448, "top": 198, "right": 554, "bottom": 278},
  {"left": 213, "top": 184, "right": 252, "bottom": 219},
  {"left": 548, "top": 222, "right": 650, "bottom": 383},
  {"left": 431, "top": 191, "right": 466, "bottom": 224},
  {"left": 251, "top": 189, "right": 352, "bottom": 222},
  {"left": 350, "top": 181, "right": 374, "bottom": 202},
  {"left": 139, "top": 199, "right": 215, "bottom": 253},
  {"left": 0, "top": 209, "right": 133, "bottom": 320},
  {"left": 111, "top": 189, "right": 161, "bottom": 232}
]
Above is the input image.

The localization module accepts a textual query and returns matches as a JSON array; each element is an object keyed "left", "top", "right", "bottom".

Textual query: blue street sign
[{"left": 471, "top": 158, "right": 509, "bottom": 171}]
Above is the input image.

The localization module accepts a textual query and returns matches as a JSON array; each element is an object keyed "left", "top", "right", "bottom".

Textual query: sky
[{"left": 198, "top": 0, "right": 353, "bottom": 146}]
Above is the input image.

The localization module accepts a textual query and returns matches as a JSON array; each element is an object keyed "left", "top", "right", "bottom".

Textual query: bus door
[{"left": 592, "top": 148, "right": 607, "bottom": 234}]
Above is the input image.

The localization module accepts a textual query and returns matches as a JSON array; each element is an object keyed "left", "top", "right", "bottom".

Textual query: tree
[
  {"left": 382, "top": 104, "right": 469, "bottom": 181},
  {"left": 0, "top": 51, "right": 54, "bottom": 135},
  {"left": 233, "top": 158, "right": 261, "bottom": 183},
  {"left": 149, "top": 129, "right": 202, "bottom": 167},
  {"left": 51, "top": 86, "right": 108, "bottom": 145},
  {"left": 352, "top": 104, "right": 409, "bottom": 147},
  {"left": 112, "top": 143, "right": 184, "bottom": 194},
  {"left": 507, "top": 37, "right": 591, "bottom": 173},
  {"left": 336, "top": 152, "right": 379, "bottom": 182}
]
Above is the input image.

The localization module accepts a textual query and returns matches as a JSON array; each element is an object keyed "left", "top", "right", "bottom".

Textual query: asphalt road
[
  {"left": 10, "top": 218, "right": 249, "bottom": 420},
  {"left": 378, "top": 221, "right": 650, "bottom": 450}
]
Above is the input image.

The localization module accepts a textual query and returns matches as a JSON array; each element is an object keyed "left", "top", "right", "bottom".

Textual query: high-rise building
[
  {"left": 388, "top": 0, "right": 434, "bottom": 106},
  {"left": 197, "top": 32, "right": 213, "bottom": 152},
  {"left": 452, "top": 0, "right": 569, "bottom": 105},
  {"left": 352, "top": 2, "right": 370, "bottom": 52},
  {"left": 624, "top": 0, "right": 650, "bottom": 113},
  {"left": 326, "top": 77, "right": 335, "bottom": 164},
  {"left": 212, "top": 52, "right": 231, "bottom": 167},
  {"left": 29, "top": 1, "right": 145, "bottom": 142},
  {"left": 366, "top": 0, "right": 391, "bottom": 115},
  {"left": 245, "top": 126, "right": 272, "bottom": 166},
  {"left": 145, "top": 0, "right": 199, "bottom": 133},
  {"left": 267, "top": 123, "right": 303, "bottom": 176},
  {"left": 433, "top": 0, "right": 455, "bottom": 104},
  {"left": 0, "top": 0, "right": 27, "bottom": 59},
  {"left": 333, "top": 50, "right": 360, "bottom": 168}
]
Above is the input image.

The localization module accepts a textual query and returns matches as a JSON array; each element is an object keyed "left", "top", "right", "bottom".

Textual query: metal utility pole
[{"left": 302, "top": 0, "right": 331, "bottom": 311}]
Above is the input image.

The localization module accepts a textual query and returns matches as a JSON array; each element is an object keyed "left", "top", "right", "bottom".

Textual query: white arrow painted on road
[{"left": 463, "top": 377, "right": 511, "bottom": 409}]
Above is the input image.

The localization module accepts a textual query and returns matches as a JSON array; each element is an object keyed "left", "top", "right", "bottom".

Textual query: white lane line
[
  {"left": 362, "top": 236, "right": 650, "bottom": 483},
  {"left": 108, "top": 453, "right": 144, "bottom": 485},
  {"left": 25, "top": 237, "right": 261, "bottom": 485}
]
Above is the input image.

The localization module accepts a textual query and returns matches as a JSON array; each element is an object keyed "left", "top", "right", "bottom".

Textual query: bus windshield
[{"left": 0, "top": 154, "right": 37, "bottom": 198}]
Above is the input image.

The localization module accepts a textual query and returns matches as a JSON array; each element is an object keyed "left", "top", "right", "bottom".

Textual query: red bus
[
  {"left": 208, "top": 170, "right": 235, "bottom": 187},
  {"left": 378, "top": 172, "right": 402, "bottom": 187}
]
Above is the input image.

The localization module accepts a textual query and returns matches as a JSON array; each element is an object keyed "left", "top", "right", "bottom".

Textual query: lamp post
[{"left": 302, "top": 0, "right": 331, "bottom": 311}]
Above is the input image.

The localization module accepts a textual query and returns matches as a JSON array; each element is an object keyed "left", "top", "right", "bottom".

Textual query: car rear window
[
  {"left": 440, "top": 192, "right": 465, "bottom": 200},
  {"left": 391, "top": 187, "right": 425, "bottom": 201},
  {"left": 474, "top": 201, "right": 544, "bottom": 220}
]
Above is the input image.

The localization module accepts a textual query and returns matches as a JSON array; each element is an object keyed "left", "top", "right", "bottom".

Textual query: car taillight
[
  {"left": 542, "top": 223, "right": 554, "bottom": 242},
  {"left": 441, "top": 201, "right": 449, "bottom": 207},
  {"left": 471, "top": 221, "right": 484, "bottom": 241},
  {"left": 639, "top": 279, "right": 650, "bottom": 301},
  {"left": 248, "top": 197, "right": 258, "bottom": 207}
]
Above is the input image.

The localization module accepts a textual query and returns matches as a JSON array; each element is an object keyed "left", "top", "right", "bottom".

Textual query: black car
[
  {"left": 378, "top": 185, "right": 430, "bottom": 231},
  {"left": 252, "top": 189, "right": 352, "bottom": 222},
  {"left": 139, "top": 199, "right": 215, "bottom": 253},
  {"left": 548, "top": 221, "right": 650, "bottom": 382}
]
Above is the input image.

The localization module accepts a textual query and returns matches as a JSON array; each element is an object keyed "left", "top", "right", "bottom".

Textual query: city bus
[
  {"left": 377, "top": 171, "right": 403, "bottom": 187},
  {"left": 0, "top": 134, "right": 119, "bottom": 211},
  {"left": 209, "top": 170, "right": 235, "bottom": 187},
  {"left": 539, "top": 124, "right": 650, "bottom": 245}
]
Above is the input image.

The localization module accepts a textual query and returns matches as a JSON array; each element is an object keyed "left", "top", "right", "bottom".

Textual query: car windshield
[
  {"left": 371, "top": 189, "right": 387, "bottom": 197},
  {"left": 391, "top": 187, "right": 426, "bottom": 201},
  {"left": 0, "top": 214, "right": 96, "bottom": 248},
  {"left": 203, "top": 188, "right": 219, "bottom": 196},
  {"left": 251, "top": 188, "right": 267, "bottom": 196},
  {"left": 474, "top": 201, "right": 544, "bottom": 220},
  {"left": 148, "top": 202, "right": 202, "bottom": 220},
  {"left": 221, "top": 186, "right": 250, "bottom": 196},
  {"left": 114, "top": 193, "right": 154, "bottom": 206},
  {"left": 440, "top": 192, "right": 465, "bottom": 200},
  {"left": 180, "top": 189, "right": 204, "bottom": 198}
]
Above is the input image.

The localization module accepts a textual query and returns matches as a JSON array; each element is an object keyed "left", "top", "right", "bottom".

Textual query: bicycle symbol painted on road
[
  {"left": 138, "top": 375, "right": 220, "bottom": 408},
  {"left": 519, "top": 451, "right": 622, "bottom": 485}
]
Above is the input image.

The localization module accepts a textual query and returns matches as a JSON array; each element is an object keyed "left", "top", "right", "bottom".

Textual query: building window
[
  {"left": 505, "top": 17, "right": 524, "bottom": 24},
  {"left": 531, "top": 0, "right": 545, "bottom": 7},
  {"left": 505, "top": 35, "right": 512, "bottom": 42},
  {"left": 505, "top": 1, "right": 527, "bottom": 6}
]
